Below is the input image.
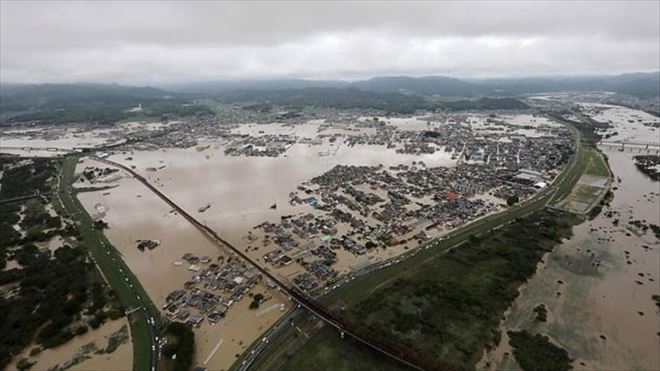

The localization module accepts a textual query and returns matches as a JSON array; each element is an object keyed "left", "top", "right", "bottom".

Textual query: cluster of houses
[
  {"left": 77, "top": 165, "right": 121, "bottom": 184},
  {"left": 245, "top": 116, "right": 571, "bottom": 291},
  {"left": 106, "top": 110, "right": 573, "bottom": 294},
  {"left": 256, "top": 214, "right": 341, "bottom": 281},
  {"left": 224, "top": 134, "right": 295, "bottom": 157},
  {"left": 293, "top": 272, "right": 319, "bottom": 291},
  {"left": 163, "top": 255, "right": 262, "bottom": 327},
  {"left": 263, "top": 248, "right": 294, "bottom": 268}
]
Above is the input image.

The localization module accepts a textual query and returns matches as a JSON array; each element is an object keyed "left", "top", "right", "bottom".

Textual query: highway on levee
[{"left": 57, "top": 159, "right": 161, "bottom": 371}]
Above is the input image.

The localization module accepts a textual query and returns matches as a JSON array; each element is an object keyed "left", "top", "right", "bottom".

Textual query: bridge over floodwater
[
  {"left": 599, "top": 140, "right": 660, "bottom": 153},
  {"left": 0, "top": 145, "right": 92, "bottom": 153}
]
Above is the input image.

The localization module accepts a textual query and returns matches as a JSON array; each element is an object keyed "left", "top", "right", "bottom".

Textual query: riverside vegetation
[
  {"left": 0, "top": 157, "right": 122, "bottom": 369},
  {"left": 634, "top": 155, "right": 660, "bottom": 181},
  {"left": 161, "top": 322, "right": 195, "bottom": 371},
  {"left": 507, "top": 330, "right": 573, "bottom": 371}
]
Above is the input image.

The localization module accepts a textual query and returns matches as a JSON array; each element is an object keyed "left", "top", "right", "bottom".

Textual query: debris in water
[{"left": 136, "top": 239, "right": 160, "bottom": 251}]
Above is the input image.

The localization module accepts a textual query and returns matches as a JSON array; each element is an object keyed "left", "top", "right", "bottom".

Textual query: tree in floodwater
[{"left": 508, "top": 330, "right": 573, "bottom": 371}]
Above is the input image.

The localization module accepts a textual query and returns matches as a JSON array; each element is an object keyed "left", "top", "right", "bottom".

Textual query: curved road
[{"left": 57, "top": 161, "right": 160, "bottom": 371}]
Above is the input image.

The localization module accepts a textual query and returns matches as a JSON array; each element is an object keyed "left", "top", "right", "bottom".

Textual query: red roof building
[{"left": 445, "top": 191, "right": 460, "bottom": 200}]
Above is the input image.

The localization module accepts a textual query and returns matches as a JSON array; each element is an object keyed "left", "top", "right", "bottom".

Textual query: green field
[
  {"left": 281, "top": 325, "right": 412, "bottom": 371},
  {"left": 582, "top": 148, "right": 610, "bottom": 177},
  {"left": 245, "top": 310, "right": 414, "bottom": 371},
  {"left": 58, "top": 156, "right": 161, "bottom": 371},
  {"left": 554, "top": 147, "right": 610, "bottom": 214}
]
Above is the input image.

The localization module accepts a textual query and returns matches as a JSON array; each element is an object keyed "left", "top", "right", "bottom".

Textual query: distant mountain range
[
  {"left": 159, "top": 72, "right": 660, "bottom": 97},
  {"left": 0, "top": 83, "right": 210, "bottom": 125},
  {"left": 0, "top": 83, "right": 171, "bottom": 112},
  {"left": 2, "top": 72, "right": 658, "bottom": 107},
  {"left": 1, "top": 72, "right": 657, "bottom": 124},
  {"left": 474, "top": 72, "right": 660, "bottom": 97}
]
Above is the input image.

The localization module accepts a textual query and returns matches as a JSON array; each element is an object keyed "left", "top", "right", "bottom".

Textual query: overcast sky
[{"left": 1, "top": 1, "right": 659, "bottom": 84}]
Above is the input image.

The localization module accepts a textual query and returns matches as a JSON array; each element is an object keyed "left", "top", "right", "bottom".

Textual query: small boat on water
[{"left": 198, "top": 203, "right": 211, "bottom": 212}]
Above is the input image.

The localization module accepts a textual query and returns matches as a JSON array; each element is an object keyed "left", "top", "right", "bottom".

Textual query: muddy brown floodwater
[
  {"left": 66, "top": 116, "right": 575, "bottom": 370},
  {"left": 76, "top": 157, "right": 292, "bottom": 371},
  {"left": 103, "top": 122, "right": 461, "bottom": 267},
  {"left": 74, "top": 119, "right": 464, "bottom": 369},
  {"left": 480, "top": 110, "right": 660, "bottom": 370},
  {"left": 6, "top": 319, "right": 132, "bottom": 371},
  {"left": 107, "top": 123, "right": 456, "bottom": 245}
]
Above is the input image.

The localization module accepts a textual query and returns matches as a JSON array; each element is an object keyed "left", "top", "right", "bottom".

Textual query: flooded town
[
  {"left": 2, "top": 3, "right": 659, "bottom": 370},
  {"left": 3, "top": 96, "right": 658, "bottom": 370}
]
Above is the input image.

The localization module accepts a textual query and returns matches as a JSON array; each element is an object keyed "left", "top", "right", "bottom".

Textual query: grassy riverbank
[
  {"left": 281, "top": 324, "right": 410, "bottom": 371},
  {"left": 280, "top": 210, "right": 581, "bottom": 370}
]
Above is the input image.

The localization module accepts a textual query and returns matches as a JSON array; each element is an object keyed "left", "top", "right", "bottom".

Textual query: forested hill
[
  {"left": 0, "top": 83, "right": 213, "bottom": 125},
  {"left": 2, "top": 71, "right": 656, "bottom": 124},
  {"left": 161, "top": 72, "right": 660, "bottom": 97}
]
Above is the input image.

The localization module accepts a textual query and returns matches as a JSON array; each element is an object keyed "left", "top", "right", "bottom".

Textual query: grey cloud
[{"left": 1, "top": 1, "right": 658, "bottom": 83}]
